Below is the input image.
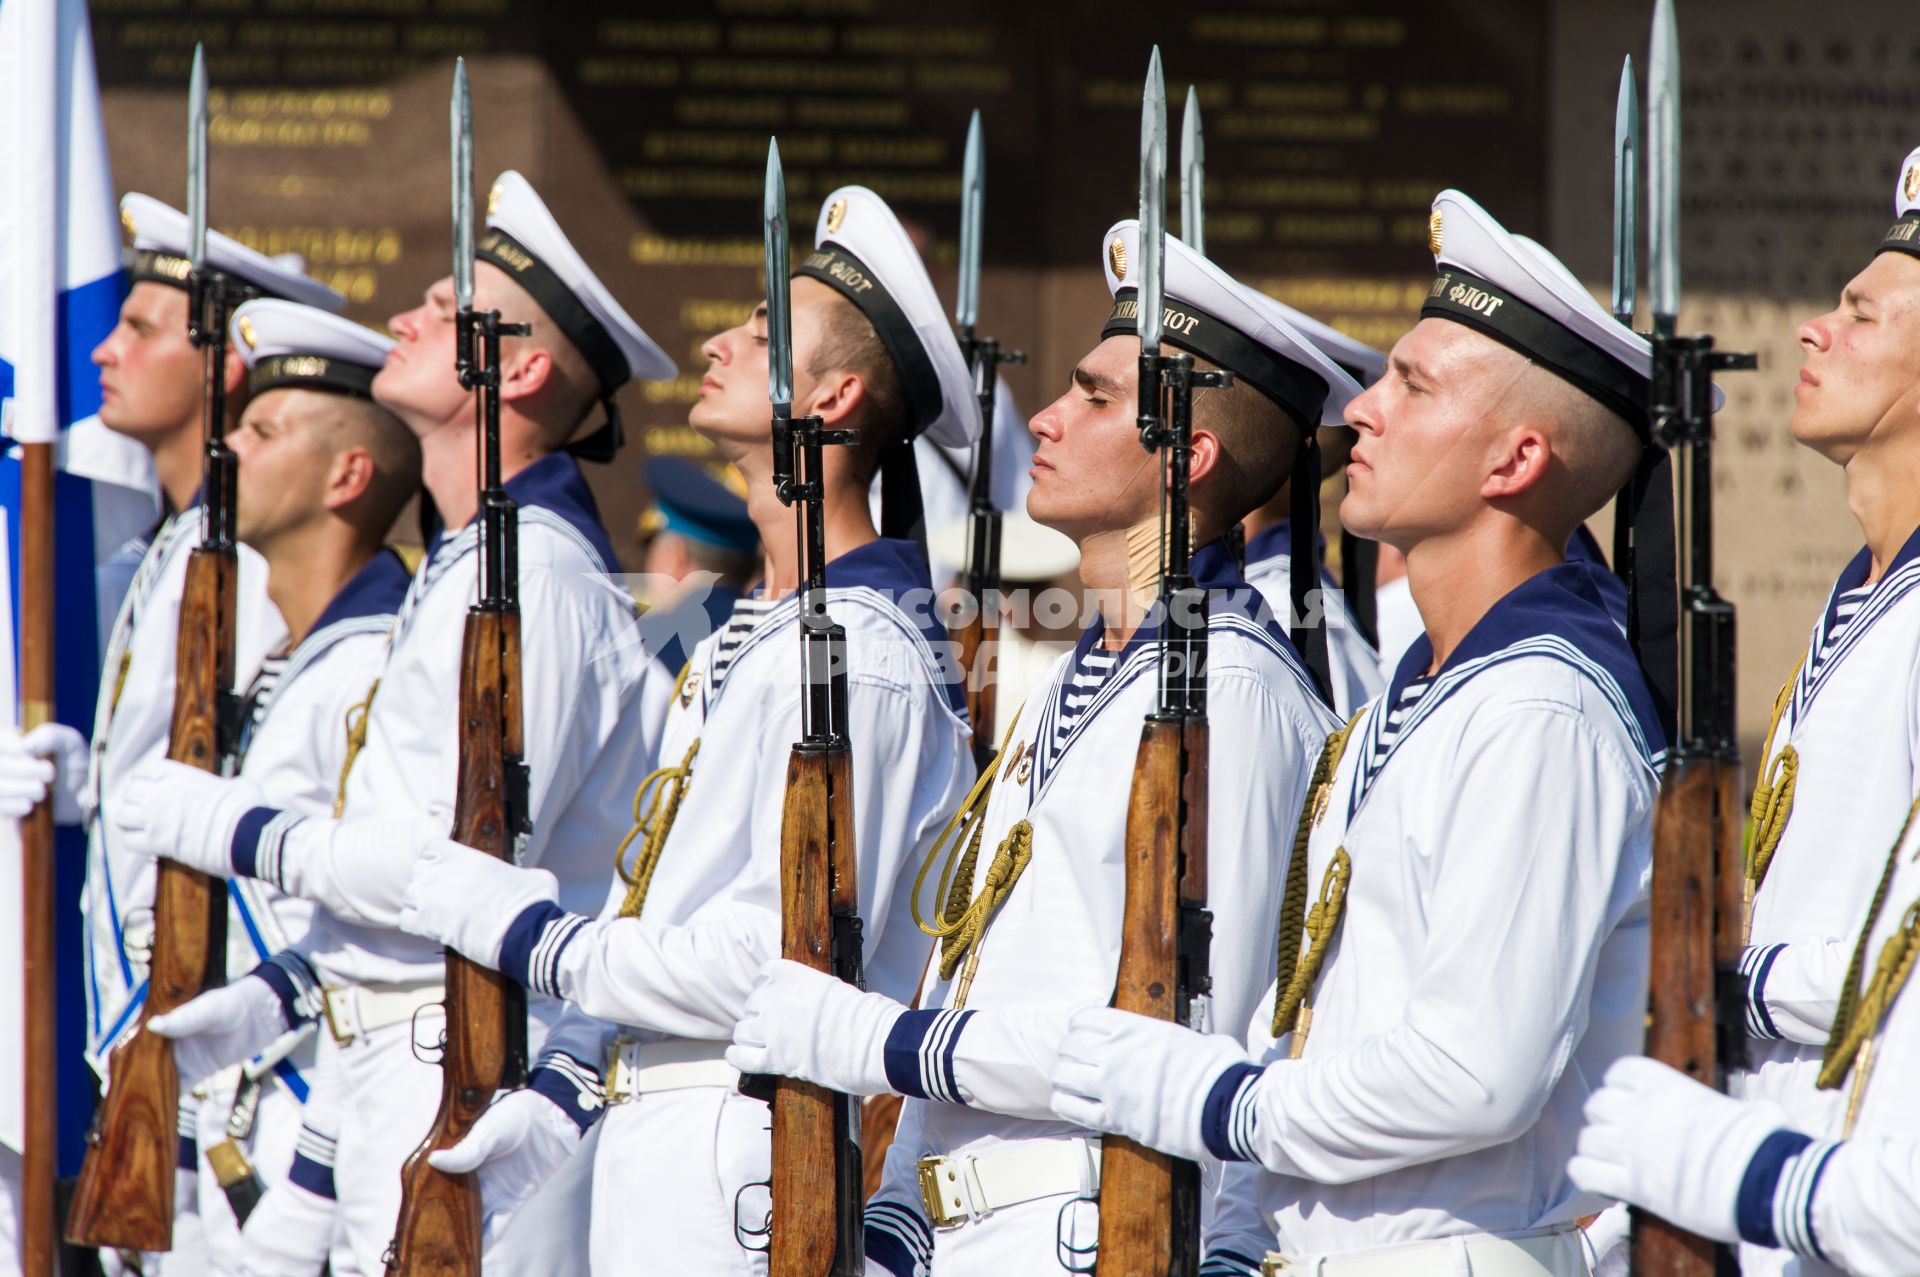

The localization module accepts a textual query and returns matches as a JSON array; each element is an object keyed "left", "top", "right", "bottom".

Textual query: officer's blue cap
[{"left": 643, "top": 456, "right": 758, "bottom": 553}]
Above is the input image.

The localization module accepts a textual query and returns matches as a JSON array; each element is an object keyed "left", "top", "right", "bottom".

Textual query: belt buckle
[
  {"left": 604, "top": 1035, "right": 635, "bottom": 1106},
  {"left": 321, "top": 986, "right": 355, "bottom": 1045},
  {"left": 916, "top": 1155, "right": 967, "bottom": 1229}
]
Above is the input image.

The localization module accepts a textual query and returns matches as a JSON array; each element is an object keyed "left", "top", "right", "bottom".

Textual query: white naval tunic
[
  {"left": 868, "top": 541, "right": 1336, "bottom": 1273},
  {"left": 493, "top": 536, "right": 972, "bottom": 1274},
  {"left": 82, "top": 503, "right": 285, "bottom": 1068},
  {"left": 1197, "top": 561, "right": 1665, "bottom": 1272},
  {"left": 1738, "top": 528, "right": 1920, "bottom": 1149},
  {"left": 1241, "top": 520, "right": 1383, "bottom": 718}
]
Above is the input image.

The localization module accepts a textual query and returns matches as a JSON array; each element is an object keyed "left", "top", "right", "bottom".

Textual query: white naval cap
[
  {"left": 928, "top": 512, "right": 1079, "bottom": 583},
  {"left": 230, "top": 298, "right": 392, "bottom": 400},
  {"left": 1099, "top": 219, "right": 1362, "bottom": 431},
  {"left": 1248, "top": 292, "right": 1387, "bottom": 388},
  {"left": 121, "top": 193, "right": 344, "bottom": 312},
  {"left": 1424, "top": 189, "right": 1662, "bottom": 434},
  {"left": 795, "top": 186, "right": 980, "bottom": 449},
  {"left": 1876, "top": 146, "right": 1920, "bottom": 260}
]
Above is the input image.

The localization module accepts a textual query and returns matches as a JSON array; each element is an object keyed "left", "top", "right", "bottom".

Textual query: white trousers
[
  {"left": 191, "top": 1072, "right": 306, "bottom": 1272},
  {"left": 323, "top": 1009, "right": 444, "bottom": 1277},
  {"left": 589, "top": 1087, "right": 771, "bottom": 1276},
  {"left": 928, "top": 1188, "right": 1099, "bottom": 1274}
]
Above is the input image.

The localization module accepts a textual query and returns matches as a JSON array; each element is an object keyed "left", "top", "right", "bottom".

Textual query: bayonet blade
[
  {"left": 188, "top": 44, "right": 208, "bottom": 269},
  {"left": 1612, "top": 56, "right": 1639, "bottom": 326},
  {"left": 452, "top": 58, "right": 474, "bottom": 312},
  {"left": 1139, "top": 47, "right": 1166, "bottom": 352},
  {"left": 764, "top": 138, "right": 793, "bottom": 413},
  {"left": 957, "top": 109, "right": 983, "bottom": 332},
  {"left": 1180, "top": 84, "right": 1204, "bottom": 254},
  {"left": 1648, "top": 0, "right": 1679, "bottom": 318}
]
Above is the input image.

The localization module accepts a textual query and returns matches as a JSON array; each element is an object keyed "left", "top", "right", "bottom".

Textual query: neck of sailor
[
  {"left": 1844, "top": 430, "right": 1920, "bottom": 583},
  {"left": 1404, "top": 508, "right": 1562, "bottom": 674},
  {"left": 1077, "top": 509, "right": 1204, "bottom": 654},
  {"left": 418, "top": 397, "right": 550, "bottom": 533},
  {"left": 727, "top": 429, "right": 879, "bottom": 600}
]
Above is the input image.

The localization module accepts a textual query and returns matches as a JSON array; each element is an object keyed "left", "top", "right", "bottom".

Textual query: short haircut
[
  {"left": 493, "top": 274, "right": 604, "bottom": 446},
  {"left": 807, "top": 289, "right": 908, "bottom": 483},
  {"left": 318, "top": 394, "right": 423, "bottom": 541},
  {"left": 1191, "top": 357, "right": 1305, "bottom": 525},
  {"left": 1512, "top": 363, "right": 1642, "bottom": 525}
]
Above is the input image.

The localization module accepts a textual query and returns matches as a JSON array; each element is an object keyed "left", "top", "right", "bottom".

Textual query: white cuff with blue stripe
[
  {"left": 252, "top": 950, "right": 325, "bottom": 1029},
  {"left": 865, "top": 1198, "right": 932, "bottom": 1276},
  {"left": 1735, "top": 1129, "right": 1841, "bottom": 1262},
  {"left": 230, "top": 805, "right": 308, "bottom": 889},
  {"left": 289, "top": 1121, "right": 338, "bottom": 1200},
  {"left": 498, "top": 901, "right": 589, "bottom": 998},
  {"left": 1200, "top": 1063, "right": 1264, "bottom": 1163},
  {"left": 882, "top": 1008, "right": 974, "bottom": 1104},
  {"left": 527, "top": 1049, "right": 605, "bottom": 1135},
  {"left": 1739, "top": 945, "right": 1787, "bottom": 1040}
]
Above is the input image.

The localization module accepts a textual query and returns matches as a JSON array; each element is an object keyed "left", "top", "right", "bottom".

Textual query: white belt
[
  {"left": 603, "top": 1037, "right": 738, "bottom": 1103},
  {"left": 321, "top": 982, "right": 444, "bottom": 1045},
  {"left": 916, "top": 1138, "right": 1099, "bottom": 1228},
  {"left": 1262, "top": 1226, "right": 1591, "bottom": 1277}
]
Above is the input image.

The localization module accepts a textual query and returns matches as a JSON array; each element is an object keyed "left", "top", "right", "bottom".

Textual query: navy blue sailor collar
[
  {"left": 1826, "top": 522, "right": 1920, "bottom": 617},
  {"left": 429, "top": 451, "right": 621, "bottom": 574},
  {"left": 1792, "top": 521, "right": 1920, "bottom": 713},
  {"left": 1383, "top": 558, "right": 1667, "bottom": 765},
  {"left": 308, "top": 547, "right": 412, "bottom": 637}
]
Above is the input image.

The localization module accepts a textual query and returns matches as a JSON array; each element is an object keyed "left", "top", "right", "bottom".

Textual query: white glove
[
  {"left": 0, "top": 723, "right": 87, "bottom": 823},
  {"left": 426, "top": 1088, "right": 582, "bottom": 1249},
  {"left": 111, "top": 759, "right": 267, "bottom": 876},
  {"left": 1568, "top": 1055, "right": 1797, "bottom": 1245},
  {"left": 1048, "top": 1006, "right": 1255, "bottom": 1164},
  {"left": 232, "top": 1179, "right": 335, "bottom": 1277},
  {"left": 398, "top": 837, "right": 560, "bottom": 970},
  {"left": 725, "top": 959, "right": 904, "bottom": 1096},
  {"left": 149, "top": 971, "right": 291, "bottom": 1089}
]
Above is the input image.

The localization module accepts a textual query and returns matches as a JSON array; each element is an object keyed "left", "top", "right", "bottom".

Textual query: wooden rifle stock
[
  {"left": 1098, "top": 715, "right": 1209, "bottom": 1276},
  {"left": 67, "top": 545, "right": 236, "bottom": 1250},
  {"left": 954, "top": 602, "right": 993, "bottom": 772},
  {"left": 385, "top": 608, "right": 528, "bottom": 1277},
  {"left": 770, "top": 743, "right": 863, "bottom": 1277}
]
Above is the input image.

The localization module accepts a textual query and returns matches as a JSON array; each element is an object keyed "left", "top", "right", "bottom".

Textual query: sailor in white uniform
[
  {"left": 107, "top": 171, "right": 674, "bottom": 1275},
  {"left": 1236, "top": 299, "right": 1388, "bottom": 716},
  {"left": 105, "top": 299, "right": 417, "bottom": 1273},
  {"left": 1046, "top": 190, "right": 1671, "bottom": 1277},
  {"left": 1566, "top": 146, "right": 1920, "bottom": 1277},
  {"left": 1728, "top": 145, "right": 1920, "bottom": 1270},
  {"left": 384, "top": 184, "right": 978, "bottom": 1274},
  {"left": 721, "top": 220, "right": 1351, "bottom": 1273}
]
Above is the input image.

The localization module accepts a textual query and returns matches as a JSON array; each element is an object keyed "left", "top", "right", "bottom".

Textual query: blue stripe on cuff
[
  {"left": 229, "top": 806, "right": 283, "bottom": 878},
  {"left": 1199, "top": 1250, "right": 1264, "bottom": 1277},
  {"left": 1746, "top": 945, "right": 1787, "bottom": 1040},
  {"left": 865, "top": 1200, "right": 932, "bottom": 1276},
  {"left": 497, "top": 901, "right": 584, "bottom": 994},
  {"left": 1773, "top": 1137, "right": 1842, "bottom": 1261},
  {"left": 1201, "top": 1062, "right": 1264, "bottom": 1163},
  {"left": 882, "top": 1009, "right": 974, "bottom": 1103},
  {"left": 1736, "top": 1129, "right": 1814, "bottom": 1248},
  {"left": 288, "top": 1151, "right": 337, "bottom": 1200},
  {"left": 527, "top": 1051, "right": 606, "bottom": 1135},
  {"left": 252, "top": 951, "right": 323, "bottom": 1028},
  {"left": 177, "top": 1134, "right": 198, "bottom": 1172}
]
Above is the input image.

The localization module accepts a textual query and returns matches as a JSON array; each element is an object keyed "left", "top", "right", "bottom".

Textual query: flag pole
[{"left": 20, "top": 434, "right": 59, "bottom": 1274}]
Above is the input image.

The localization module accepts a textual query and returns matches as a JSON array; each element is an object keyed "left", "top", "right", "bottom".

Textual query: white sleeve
[
  {"left": 1740, "top": 940, "right": 1849, "bottom": 1045},
  {"left": 508, "top": 674, "right": 951, "bottom": 1042},
  {"left": 1804, "top": 1136, "right": 1920, "bottom": 1277},
  {"left": 1222, "top": 704, "right": 1651, "bottom": 1182},
  {"left": 899, "top": 675, "right": 1312, "bottom": 1122}
]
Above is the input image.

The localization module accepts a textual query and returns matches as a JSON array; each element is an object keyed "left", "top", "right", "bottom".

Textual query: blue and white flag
[{"left": 0, "top": 0, "right": 160, "bottom": 1172}]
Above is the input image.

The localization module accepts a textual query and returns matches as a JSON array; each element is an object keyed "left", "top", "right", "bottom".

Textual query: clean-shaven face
[
  {"left": 228, "top": 387, "right": 340, "bottom": 549},
  {"left": 1790, "top": 251, "right": 1920, "bottom": 465},
  {"left": 92, "top": 282, "right": 201, "bottom": 440},
  {"left": 1024, "top": 335, "right": 1159, "bottom": 543},
  {"left": 688, "top": 277, "right": 838, "bottom": 449},
  {"left": 373, "top": 262, "right": 525, "bottom": 435}
]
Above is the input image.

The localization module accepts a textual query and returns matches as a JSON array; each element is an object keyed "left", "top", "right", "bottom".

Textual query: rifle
[
  {"left": 760, "top": 139, "right": 867, "bottom": 1277},
  {"left": 952, "top": 110, "right": 1024, "bottom": 770},
  {"left": 1634, "top": 4, "right": 1756, "bottom": 1274},
  {"left": 67, "top": 46, "right": 238, "bottom": 1251},
  {"left": 384, "top": 59, "right": 532, "bottom": 1275},
  {"left": 1094, "top": 49, "right": 1231, "bottom": 1276}
]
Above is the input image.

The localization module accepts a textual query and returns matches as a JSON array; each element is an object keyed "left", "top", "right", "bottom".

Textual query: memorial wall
[{"left": 89, "top": 0, "right": 1906, "bottom": 754}]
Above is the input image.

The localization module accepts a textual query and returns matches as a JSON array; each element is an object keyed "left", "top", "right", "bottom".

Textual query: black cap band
[
  {"left": 794, "top": 243, "right": 942, "bottom": 438},
  {"left": 475, "top": 227, "right": 629, "bottom": 394},
  {"left": 247, "top": 354, "right": 379, "bottom": 401},
  {"left": 1421, "top": 268, "right": 1649, "bottom": 436},
  {"left": 129, "top": 249, "right": 267, "bottom": 304},
  {"left": 1101, "top": 289, "right": 1328, "bottom": 434},
  {"left": 1877, "top": 212, "right": 1920, "bottom": 261}
]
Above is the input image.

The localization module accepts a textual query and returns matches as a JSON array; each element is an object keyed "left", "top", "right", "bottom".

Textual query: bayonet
[
  {"left": 188, "top": 45, "right": 207, "bottom": 270},
  {"left": 1139, "top": 47, "right": 1166, "bottom": 353},
  {"left": 1648, "top": 0, "right": 1679, "bottom": 321},
  {"left": 765, "top": 139, "right": 793, "bottom": 417},
  {"left": 452, "top": 57, "right": 473, "bottom": 314},
  {"left": 957, "top": 110, "right": 983, "bottom": 336},
  {"left": 1612, "top": 56, "right": 1639, "bottom": 327},
  {"left": 1180, "top": 84, "right": 1204, "bottom": 254}
]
